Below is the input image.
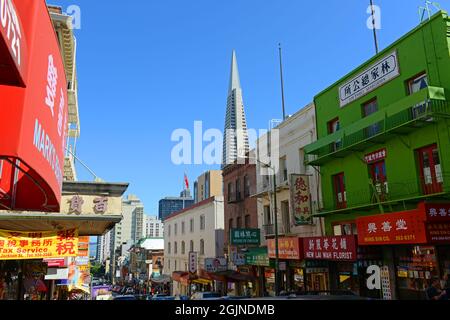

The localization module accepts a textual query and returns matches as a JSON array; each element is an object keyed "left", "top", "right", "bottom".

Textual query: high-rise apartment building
[{"left": 145, "top": 215, "right": 164, "bottom": 238}]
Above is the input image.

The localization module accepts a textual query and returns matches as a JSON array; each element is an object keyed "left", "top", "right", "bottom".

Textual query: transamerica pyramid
[{"left": 222, "top": 50, "right": 250, "bottom": 168}]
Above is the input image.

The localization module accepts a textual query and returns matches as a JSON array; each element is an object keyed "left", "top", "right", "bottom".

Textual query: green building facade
[{"left": 305, "top": 11, "right": 450, "bottom": 299}]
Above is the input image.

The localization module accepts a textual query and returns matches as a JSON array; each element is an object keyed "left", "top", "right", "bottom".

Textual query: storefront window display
[
  {"left": 395, "top": 246, "right": 439, "bottom": 300},
  {"left": 305, "top": 261, "right": 329, "bottom": 291},
  {"left": 292, "top": 268, "right": 304, "bottom": 292},
  {"left": 336, "top": 262, "right": 359, "bottom": 293}
]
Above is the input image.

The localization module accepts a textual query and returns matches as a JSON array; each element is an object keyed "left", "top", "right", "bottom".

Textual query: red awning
[{"left": 205, "top": 271, "right": 255, "bottom": 283}]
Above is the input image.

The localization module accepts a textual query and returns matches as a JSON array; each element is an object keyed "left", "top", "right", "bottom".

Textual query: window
[
  {"left": 264, "top": 206, "right": 271, "bottom": 225},
  {"left": 328, "top": 118, "right": 341, "bottom": 151},
  {"left": 333, "top": 222, "right": 357, "bottom": 236},
  {"left": 245, "top": 215, "right": 251, "bottom": 228},
  {"left": 168, "top": 259, "right": 171, "bottom": 270},
  {"left": 174, "top": 223, "right": 178, "bottom": 236},
  {"left": 190, "top": 240, "right": 194, "bottom": 252},
  {"left": 417, "top": 144, "right": 443, "bottom": 195},
  {"left": 175, "top": 260, "right": 177, "bottom": 270},
  {"left": 200, "top": 239, "right": 205, "bottom": 255},
  {"left": 236, "top": 217, "right": 242, "bottom": 229},
  {"left": 236, "top": 179, "right": 241, "bottom": 201},
  {"left": 200, "top": 215, "right": 206, "bottom": 230},
  {"left": 168, "top": 242, "right": 171, "bottom": 254},
  {"left": 408, "top": 73, "right": 429, "bottom": 119},
  {"left": 168, "top": 225, "right": 171, "bottom": 237},
  {"left": 228, "top": 183, "right": 234, "bottom": 202},
  {"left": 190, "top": 219, "right": 194, "bottom": 233},
  {"left": 174, "top": 242, "right": 178, "bottom": 254},
  {"left": 229, "top": 218, "right": 233, "bottom": 230},
  {"left": 181, "top": 222, "right": 185, "bottom": 235},
  {"left": 362, "top": 98, "right": 379, "bottom": 138},
  {"left": 280, "top": 157, "right": 288, "bottom": 182},
  {"left": 369, "top": 160, "right": 389, "bottom": 202},
  {"left": 244, "top": 175, "right": 251, "bottom": 197},
  {"left": 181, "top": 241, "right": 185, "bottom": 254},
  {"left": 333, "top": 173, "right": 347, "bottom": 209}
]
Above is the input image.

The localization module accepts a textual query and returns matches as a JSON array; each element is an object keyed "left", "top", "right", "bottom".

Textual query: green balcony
[
  {"left": 305, "top": 87, "right": 449, "bottom": 166},
  {"left": 315, "top": 172, "right": 450, "bottom": 216}
]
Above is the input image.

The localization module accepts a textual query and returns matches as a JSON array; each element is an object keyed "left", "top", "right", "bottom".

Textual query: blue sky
[{"left": 51, "top": 0, "right": 447, "bottom": 215}]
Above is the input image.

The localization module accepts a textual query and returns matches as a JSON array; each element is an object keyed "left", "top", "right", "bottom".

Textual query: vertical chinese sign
[
  {"left": 189, "top": 251, "right": 198, "bottom": 275},
  {"left": 0, "top": 228, "right": 79, "bottom": 260},
  {"left": 290, "top": 174, "right": 312, "bottom": 225}
]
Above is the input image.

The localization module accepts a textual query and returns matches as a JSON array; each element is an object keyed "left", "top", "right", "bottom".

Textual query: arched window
[
  {"left": 168, "top": 242, "right": 171, "bottom": 254},
  {"left": 200, "top": 239, "right": 205, "bottom": 255},
  {"left": 181, "top": 241, "right": 185, "bottom": 255},
  {"left": 174, "top": 242, "right": 178, "bottom": 254}
]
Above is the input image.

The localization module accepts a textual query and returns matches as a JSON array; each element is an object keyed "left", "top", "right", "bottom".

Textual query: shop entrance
[{"left": 306, "top": 271, "right": 329, "bottom": 291}]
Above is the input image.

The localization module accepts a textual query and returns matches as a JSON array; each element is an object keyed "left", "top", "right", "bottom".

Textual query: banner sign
[
  {"left": 268, "top": 237, "right": 303, "bottom": 260},
  {"left": 339, "top": 50, "right": 400, "bottom": 107},
  {"left": 364, "top": 148, "right": 387, "bottom": 164},
  {"left": 423, "top": 203, "right": 450, "bottom": 222},
  {"left": 0, "top": 0, "right": 28, "bottom": 86},
  {"left": 290, "top": 174, "right": 312, "bottom": 225},
  {"left": 303, "top": 236, "right": 357, "bottom": 261},
  {"left": 245, "top": 247, "right": 270, "bottom": 267},
  {"left": 0, "top": 228, "right": 79, "bottom": 260},
  {"left": 189, "top": 251, "right": 198, "bottom": 274},
  {"left": 230, "top": 229, "right": 260, "bottom": 245},
  {"left": 204, "top": 257, "right": 227, "bottom": 272},
  {"left": 0, "top": 0, "right": 68, "bottom": 212},
  {"left": 356, "top": 210, "right": 427, "bottom": 245}
]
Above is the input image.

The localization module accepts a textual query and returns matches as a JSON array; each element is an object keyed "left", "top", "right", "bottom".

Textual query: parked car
[
  {"left": 190, "top": 292, "right": 222, "bottom": 300},
  {"left": 113, "top": 295, "right": 137, "bottom": 301},
  {"left": 151, "top": 294, "right": 175, "bottom": 301}
]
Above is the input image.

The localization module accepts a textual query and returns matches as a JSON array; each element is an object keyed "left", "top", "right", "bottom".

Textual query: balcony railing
[
  {"left": 305, "top": 87, "right": 449, "bottom": 166},
  {"left": 320, "top": 173, "right": 450, "bottom": 214}
]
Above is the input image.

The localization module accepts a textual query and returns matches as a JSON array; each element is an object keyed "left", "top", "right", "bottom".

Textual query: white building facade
[
  {"left": 256, "top": 103, "right": 324, "bottom": 244},
  {"left": 163, "top": 196, "right": 224, "bottom": 295},
  {"left": 145, "top": 215, "right": 164, "bottom": 238}
]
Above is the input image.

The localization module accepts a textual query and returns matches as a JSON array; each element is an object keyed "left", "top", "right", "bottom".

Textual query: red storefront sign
[
  {"left": 356, "top": 209, "right": 428, "bottom": 246},
  {"left": 303, "top": 236, "right": 357, "bottom": 261},
  {"left": 267, "top": 237, "right": 303, "bottom": 260},
  {"left": 421, "top": 203, "right": 450, "bottom": 222},
  {"left": 426, "top": 223, "right": 450, "bottom": 244},
  {"left": 364, "top": 148, "right": 387, "bottom": 164},
  {"left": 0, "top": 0, "right": 28, "bottom": 86},
  {"left": 0, "top": 0, "right": 68, "bottom": 212}
]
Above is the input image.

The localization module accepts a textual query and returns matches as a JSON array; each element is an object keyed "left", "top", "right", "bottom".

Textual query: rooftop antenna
[
  {"left": 419, "top": 1, "right": 441, "bottom": 23},
  {"left": 369, "top": 0, "right": 380, "bottom": 54}
]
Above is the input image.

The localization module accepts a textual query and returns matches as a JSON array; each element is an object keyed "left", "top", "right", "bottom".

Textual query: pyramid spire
[
  {"left": 228, "top": 50, "right": 241, "bottom": 93},
  {"left": 222, "top": 50, "right": 249, "bottom": 168}
]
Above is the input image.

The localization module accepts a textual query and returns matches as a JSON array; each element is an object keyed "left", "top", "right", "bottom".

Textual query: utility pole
[
  {"left": 272, "top": 169, "right": 280, "bottom": 296},
  {"left": 369, "top": 0, "right": 379, "bottom": 54}
]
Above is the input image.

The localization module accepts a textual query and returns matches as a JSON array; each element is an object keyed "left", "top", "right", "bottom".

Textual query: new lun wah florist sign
[{"left": 339, "top": 50, "right": 400, "bottom": 108}]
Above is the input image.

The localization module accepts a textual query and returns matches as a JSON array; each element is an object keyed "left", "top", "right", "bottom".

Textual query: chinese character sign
[
  {"left": 290, "top": 174, "right": 312, "bottom": 226},
  {"left": 356, "top": 210, "right": 427, "bottom": 245},
  {"left": 267, "top": 237, "right": 303, "bottom": 260},
  {"left": 230, "top": 229, "right": 261, "bottom": 245},
  {"left": 189, "top": 252, "right": 198, "bottom": 274},
  {"left": 364, "top": 148, "right": 387, "bottom": 164},
  {"left": 339, "top": 51, "right": 400, "bottom": 108},
  {"left": 0, "top": 228, "right": 79, "bottom": 260},
  {"left": 303, "top": 236, "right": 357, "bottom": 261},
  {"left": 424, "top": 203, "right": 450, "bottom": 222}
]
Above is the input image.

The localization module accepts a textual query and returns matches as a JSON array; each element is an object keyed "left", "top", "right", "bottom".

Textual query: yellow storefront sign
[{"left": 0, "top": 228, "right": 79, "bottom": 260}]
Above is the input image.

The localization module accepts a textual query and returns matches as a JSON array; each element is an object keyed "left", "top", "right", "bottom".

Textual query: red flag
[{"left": 184, "top": 173, "right": 189, "bottom": 189}]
